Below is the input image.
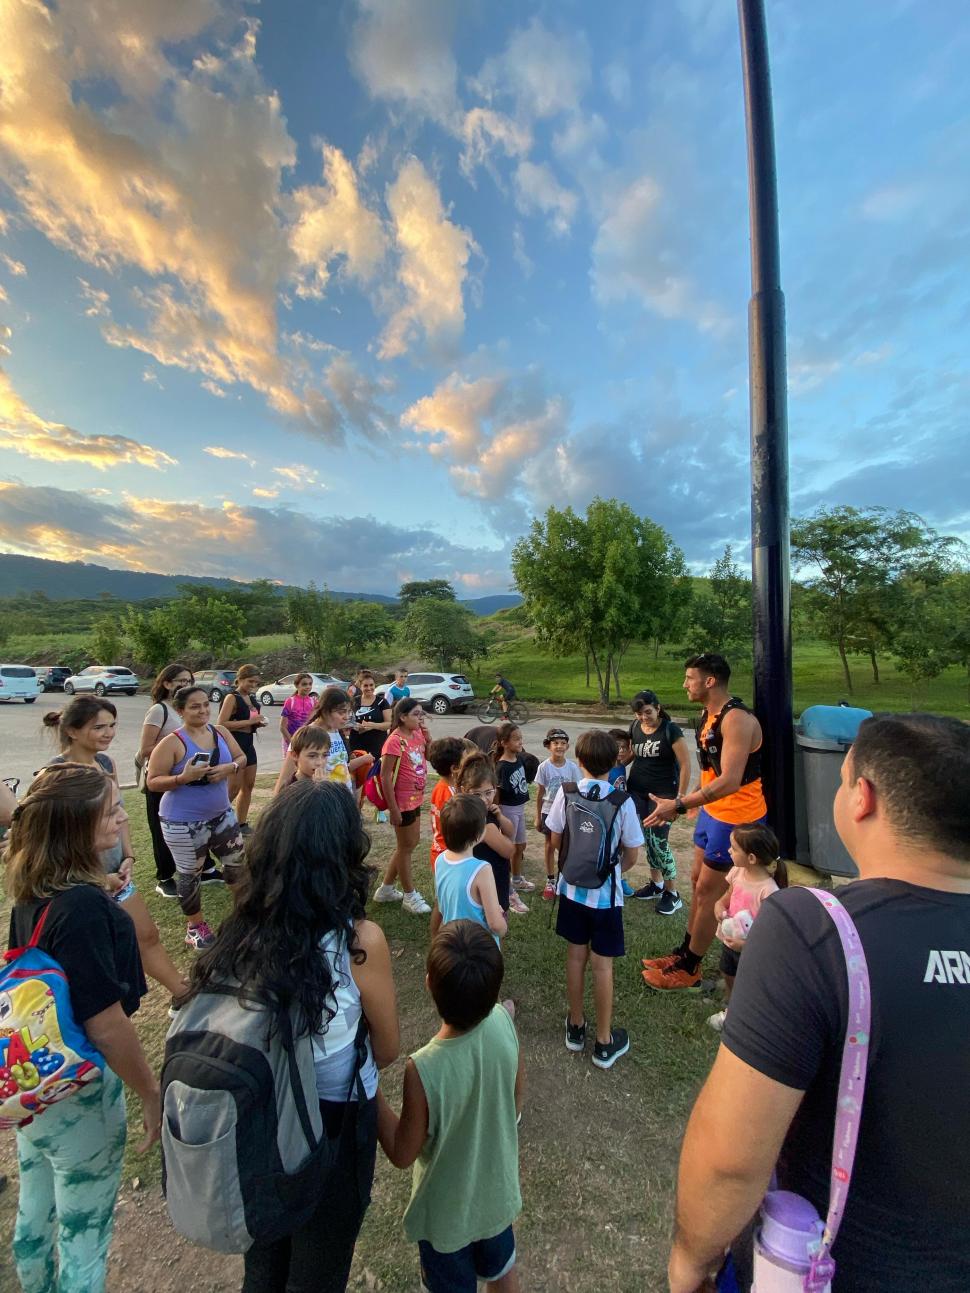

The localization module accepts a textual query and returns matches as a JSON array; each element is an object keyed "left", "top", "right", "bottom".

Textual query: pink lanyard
[{"left": 803, "top": 888, "right": 872, "bottom": 1292}]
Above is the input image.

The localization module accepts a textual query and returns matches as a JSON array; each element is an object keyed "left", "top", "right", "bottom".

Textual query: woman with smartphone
[{"left": 147, "top": 685, "right": 248, "bottom": 950}]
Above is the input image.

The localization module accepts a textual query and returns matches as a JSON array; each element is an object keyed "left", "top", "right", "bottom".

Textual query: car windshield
[{"left": 1, "top": 667, "right": 35, "bottom": 677}]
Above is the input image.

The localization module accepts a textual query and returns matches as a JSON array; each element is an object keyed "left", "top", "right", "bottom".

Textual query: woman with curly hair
[{"left": 188, "top": 779, "right": 400, "bottom": 1292}]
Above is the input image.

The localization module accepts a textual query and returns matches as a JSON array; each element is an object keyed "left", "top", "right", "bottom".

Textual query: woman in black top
[
  {"left": 628, "top": 690, "right": 691, "bottom": 914},
  {"left": 217, "top": 663, "right": 267, "bottom": 831},
  {"left": 6, "top": 764, "right": 159, "bottom": 1293},
  {"left": 351, "top": 671, "right": 391, "bottom": 761}
]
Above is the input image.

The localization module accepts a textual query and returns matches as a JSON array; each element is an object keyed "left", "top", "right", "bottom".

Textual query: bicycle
[{"left": 476, "top": 696, "right": 530, "bottom": 724}]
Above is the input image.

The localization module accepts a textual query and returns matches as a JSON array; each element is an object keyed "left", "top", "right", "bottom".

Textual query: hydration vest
[{"left": 696, "top": 697, "right": 762, "bottom": 786}]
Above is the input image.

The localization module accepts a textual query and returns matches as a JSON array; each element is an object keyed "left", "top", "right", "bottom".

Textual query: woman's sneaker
[
  {"left": 656, "top": 890, "right": 683, "bottom": 916},
  {"left": 564, "top": 1017, "right": 587, "bottom": 1052},
  {"left": 402, "top": 890, "right": 431, "bottom": 915},
  {"left": 185, "top": 921, "right": 216, "bottom": 951},
  {"left": 154, "top": 878, "right": 178, "bottom": 899},
  {"left": 374, "top": 883, "right": 404, "bottom": 903},
  {"left": 592, "top": 1028, "right": 630, "bottom": 1070},
  {"left": 707, "top": 1010, "right": 727, "bottom": 1033},
  {"left": 512, "top": 876, "right": 535, "bottom": 893},
  {"left": 542, "top": 877, "right": 557, "bottom": 901},
  {"left": 199, "top": 867, "right": 225, "bottom": 885},
  {"left": 508, "top": 891, "right": 530, "bottom": 914}
]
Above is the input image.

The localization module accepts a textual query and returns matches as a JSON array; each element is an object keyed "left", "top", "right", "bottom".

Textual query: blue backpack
[{"left": 0, "top": 903, "right": 105, "bottom": 1129}]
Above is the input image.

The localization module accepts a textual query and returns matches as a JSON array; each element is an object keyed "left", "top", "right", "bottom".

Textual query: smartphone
[{"left": 190, "top": 752, "right": 213, "bottom": 766}]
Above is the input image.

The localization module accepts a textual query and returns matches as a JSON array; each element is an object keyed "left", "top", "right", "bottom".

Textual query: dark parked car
[
  {"left": 35, "top": 666, "right": 73, "bottom": 692},
  {"left": 195, "top": 669, "right": 238, "bottom": 703}
]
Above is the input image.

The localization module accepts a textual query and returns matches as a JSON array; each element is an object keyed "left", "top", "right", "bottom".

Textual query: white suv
[
  {"left": 376, "top": 672, "right": 475, "bottom": 716},
  {"left": 0, "top": 665, "right": 39, "bottom": 703},
  {"left": 63, "top": 666, "right": 140, "bottom": 697}
]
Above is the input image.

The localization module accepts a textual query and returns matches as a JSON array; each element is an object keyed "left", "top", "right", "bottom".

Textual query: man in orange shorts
[{"left": 641, "top": 653, "right": 767, "bottom": 991}]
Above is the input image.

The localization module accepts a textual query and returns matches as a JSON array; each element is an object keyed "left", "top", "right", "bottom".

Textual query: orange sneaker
[
  {"left": 641, "top": 953, "right": 680, "bottom": 970},
  {"left": 641, "top": 960, "right": 702, "bottom": 992}
]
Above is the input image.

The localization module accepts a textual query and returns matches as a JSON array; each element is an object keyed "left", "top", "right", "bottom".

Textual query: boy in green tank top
[{"left": 377, "top": 921, "right": 524, "bottom": 1291}]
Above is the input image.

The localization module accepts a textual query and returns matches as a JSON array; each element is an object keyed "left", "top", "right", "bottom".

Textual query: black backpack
[
  {"left": 557, "top": 782, "right": 630, "bottom": 901},
  {"left": 161, "top": 984, "right": 367, "bottom": 1253}
]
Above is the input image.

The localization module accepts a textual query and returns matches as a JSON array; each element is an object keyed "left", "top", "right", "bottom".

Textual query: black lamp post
[{"left": 737, "top": 0, "right": 796, "bottom": 856}]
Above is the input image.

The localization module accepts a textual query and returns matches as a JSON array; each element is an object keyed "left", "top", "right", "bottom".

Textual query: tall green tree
[
  {"left": 333, "top": 601, "right": 395, "bottom": 657},
  {"left": 943, "top": 570, "right": 970, "bottom": 701},
  {"left": 125, "top": 605, "right": 190, "bottom": 673},
  {"left": 88, "top": 614, "right": 123, "bottom": 664},
  {"left": 401, "top": 598, "right": 486, "bottom": 670},
  {"left": 688, "top": 545, "right": 752, "bottom": 660},
  {"left": 285, "top": 583, "right": 331, "bottom": 670},
  {"left": 398, "top": 580, "right": 456, "bottom": 610},
  {"left": 175, "top": 596, "right": 247, "bottom": 658}
]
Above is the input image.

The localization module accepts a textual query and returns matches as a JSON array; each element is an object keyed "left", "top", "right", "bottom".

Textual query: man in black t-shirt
[{"left": 668, "top": 713, "right": 970, "bottom": 1293}]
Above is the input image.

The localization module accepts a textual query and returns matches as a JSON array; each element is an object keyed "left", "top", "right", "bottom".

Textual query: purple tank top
[{"left": 159, "top": 726, "right": 233, "bottom": 823}]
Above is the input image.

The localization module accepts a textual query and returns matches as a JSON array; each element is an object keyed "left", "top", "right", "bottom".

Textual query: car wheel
[
  {"left": 430, "top": 695, "right": 450, "bottom": 716},
  {"left": 210, "top": 688, "right": 223, "bottom": 702},
  {"left": 37, "top": 681, "right": 47, "bottom": 693},
  {"left": 94, "top": 683, "right": 106, "bottom": 696},
  {"left": 64, "top": 682, "right": 75, "bottom": 695},
  {"left": 126, "top": 690, "right": 137, "bottom": 696},
  {"left": 24, "top": 697, "right": 36, "bottom": 704},
  {"left": 259, "top": 691, "right": 275, "bottom": 707}
]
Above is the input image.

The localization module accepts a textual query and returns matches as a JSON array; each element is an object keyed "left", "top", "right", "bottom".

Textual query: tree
[
  {"left": 286, "top": 583, "right": 330, "bottom": 669},
  {"left": 687, "top": 545, "right": 752, "bottom": 660},
  {"left": 175, "top": 595, "right": 246, "bottom": 657},
  {"left": 944, "top": 571, "right": 970, "bottom": 702},
  {"left": 125, "top": 605, "right": 190, "bottom": 673},
  {"left": 889, "top": 576, "right": 953, "bottom": 705},
  {"left": 333, "top": 601, "right": 395, "bottom": 657},
  {"left": 88, "top": 613, "right": 123, "bottom": 664},
  {"left": 398, "top": 580, "right": 456, "bottom": 610},
  {"left": 401, "top": 598, "right": 486, "bottom": 670},
  {"left": 511, "top": 498, "right": 688, "bottom": 703}
]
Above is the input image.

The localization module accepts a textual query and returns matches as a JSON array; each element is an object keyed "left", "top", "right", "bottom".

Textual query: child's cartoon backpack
[
  {"left": 0, "top": 903, "right": 105, "bottom": 1129},
  {"left": 162, "top": 983, "right": 368, "bottom": 1253},
  {"left": 558, "top": 782, "right": 630, "bottom": 898}
]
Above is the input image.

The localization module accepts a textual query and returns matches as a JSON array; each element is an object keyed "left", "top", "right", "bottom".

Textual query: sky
[{"left": 0, "top": 0, "right": 968, "bottom": 597}]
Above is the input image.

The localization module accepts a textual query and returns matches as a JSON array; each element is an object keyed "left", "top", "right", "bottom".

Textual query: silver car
[
  {"left": 63, "top": 665, "right": 140, "bottom": 697},
  {"left": 257, "top": 672, "right": 348, "bottom": 707},
  {"left": 375, "top": 672, "right": 475, "bottom": 716}
]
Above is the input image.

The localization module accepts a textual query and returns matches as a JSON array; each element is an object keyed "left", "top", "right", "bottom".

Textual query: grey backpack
[
  {"left": 558, "top": 782, "right": 629, "bottom": 901},
  {"left": 161, "top": 983, "right": 366, "bottom": 1253}
]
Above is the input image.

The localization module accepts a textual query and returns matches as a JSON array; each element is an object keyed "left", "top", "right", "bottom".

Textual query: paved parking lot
[{"left": 2, "top": 695, "right": 691, "bottom": 791}]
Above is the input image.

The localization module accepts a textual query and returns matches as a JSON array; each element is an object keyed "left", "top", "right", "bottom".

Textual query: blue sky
[{"left": 0, "top": 0, "right": 967, "bottom": 595}]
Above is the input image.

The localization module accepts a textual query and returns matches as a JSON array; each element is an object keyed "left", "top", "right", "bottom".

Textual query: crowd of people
[{"left": 1, "top": 651, "right": 967, "bottom": 1293}]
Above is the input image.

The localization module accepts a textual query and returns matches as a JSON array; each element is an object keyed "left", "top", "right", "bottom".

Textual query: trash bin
[{"left": 794, "top": 705, "right": 872, "bottom": 878}]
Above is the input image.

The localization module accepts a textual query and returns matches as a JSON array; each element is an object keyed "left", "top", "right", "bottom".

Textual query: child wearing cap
[{"left": 534, "top": 728, "right": 581, "bottom": 901}]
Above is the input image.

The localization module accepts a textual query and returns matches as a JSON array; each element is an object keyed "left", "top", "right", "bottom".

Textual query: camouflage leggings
[
  {"left": 644, "top": 824, "right": 678, "bottom": 883},
  {"left": 14, "top": 1067, "right": 125, "bottom": 1293},
  {"left": 160, "top": 807, "right": 245, "bottom": 916}
]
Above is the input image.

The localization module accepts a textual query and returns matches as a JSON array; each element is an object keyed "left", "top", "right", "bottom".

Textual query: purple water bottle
[{"left": 752, "top": 1191, "right": 830, "bottom": 1292}]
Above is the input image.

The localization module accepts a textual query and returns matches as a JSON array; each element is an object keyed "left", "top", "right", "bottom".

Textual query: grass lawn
[{"left": 0, "top": 780, "right": 728, "bottom": 1292}]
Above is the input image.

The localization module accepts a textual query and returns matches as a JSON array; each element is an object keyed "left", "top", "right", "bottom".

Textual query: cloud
[
  {"left": 513, "top": 161, "right": 577, "bottom": 236},
  {"left": 0, "top": 365, "right": 176, "bottom": 471},
  {"left": 272, "top": 465, "right": 321, "bottom": 490},
  {"left": 204, "top": 445, "right": 254, "bottom": 465},
  {"left": 288, "top": 144, "right": 387, "bottom": 300},
  {"left": 473, "top": 20, "right": 591, "bottom": 121},
  {"left": 326, "top": 354, "right": 394, "bottom": 439},
  {"left": 859, "top": 183, "right": 925, "bottom": 222},
  {"left": 77, "top": 279, "right": 110, "bottom": 318},
  {"left": 1, "top": 254, "right": 27, "bottom": 277},
  {"left": 379, "top": 158, "right": 479, "bottom": 359},
  {"left": 141, "top": 369, "right": 162, "bottom": 387},
  {"left": 0, "top": 479, "right": 510, "bottom": 592},
  {"left": 459, "top": 108, "right": 531, "bottom": 179},
  {"left": 351, "top": 0, "right": 459, "bottom": 126},
  {"left": 251, "top": 486, "right": 279, "bottom": 499}
]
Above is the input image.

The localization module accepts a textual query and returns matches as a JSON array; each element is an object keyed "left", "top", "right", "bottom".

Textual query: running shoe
[
  {"left": 154, "top": 878, "right": 178, "bottom": 899},
  {"left": 565, "top": 1017, "right": 587, "bottom": 1052},
  {"left": 373, "top": 884, "right": 405, "bottom": 903},
  {"left": 641, "top": 950, "right": 682, "bottom": 969},
  {"left": 621, "top": 878, "right": 635, "bottom": 897},
  {"left": 185, "top": 921, "right": 216, "bottom": 951},
  {"left": 641, "top": 959, "right": 702, "bottom": 992},
  {"left": 199, "top": 867, "right": 225, "bottom": 885},
  {"left": 656, "top": 890, "right": 683, "bottom": 916},
  {"left": 402, "top": 890, "right": 431, "bottom": 915},
  {"left": 634, "top": 881, "right": 664, "bottom": 901},
  {"left": 542, "top": 878, "right": 557, "bottom": 901},
  {"left": 707, "top": 1010, "right": 727, "bottom": 1033},
  {"left": 508, "top": 891, "right": 530, "bottom": 914},
  {"left": 592, "top": 1028, "right": 630, "bottom": 1070},
  {"left": 511, "top": 876, "right": 535, "bottom": 892}
]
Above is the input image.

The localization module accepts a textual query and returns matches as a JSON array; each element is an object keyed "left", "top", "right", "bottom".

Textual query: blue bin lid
[{"left": 799, "top": 704, "right": 872, "bottom": 743}]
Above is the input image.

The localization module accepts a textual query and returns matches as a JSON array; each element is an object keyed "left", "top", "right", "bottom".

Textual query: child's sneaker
[
  {"left": 564, "top": 1017, "right": 587, "bottom": 1052},
  {"left": 592, "top": 1028, "right": 630, "bottom": 1070},
  {"left": 402, "top": 890, "right": 431, "bottom": 915},
  {"left": 542, "top": 877, "right": 557, "bottom": 901},
  {"left": 707, "top": 1010, "right": 727, "bottom": 1033},
  {"left": 621, "top": 878, "right": 635, "bottom": 897},
  {"left": 185, "top": 921, "right": 215, "bottom": 951},
  {"left": 512, "top": 876, "right": 535, "bottom": 893},
  {"left": 373, "top": 884, "right": 404, "bottom": 903},
  {"left": 199, "top": 867, "right": 225, "bottom": 886},
  {"left": 376, "top": 809, "right": 389, "bottom": 824},
  {"left": 634, "top": 881, "right": 664, "bottom": 901},
  {"left": 508, "top": 891, "right": 529, "bottom": 914},
  {"left": 656, "top": 889, "right": 683, "bottom": 916}
]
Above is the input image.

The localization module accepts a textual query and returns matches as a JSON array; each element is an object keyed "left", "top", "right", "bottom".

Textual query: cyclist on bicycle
[{"left": 490, "top": 673, "right": 517, "bottom": 719}]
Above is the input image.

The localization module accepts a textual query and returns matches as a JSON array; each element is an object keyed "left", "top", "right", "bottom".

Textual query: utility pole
[{"left": 737, "top": 0, "right": 795, "bottom": 855}]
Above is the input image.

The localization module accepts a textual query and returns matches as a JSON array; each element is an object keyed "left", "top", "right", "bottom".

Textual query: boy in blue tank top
[
  {"left": 377, "top": 922, "right": 524, "bottom": 1292},
  {"left": 430, "top": 795, "right": 508, "bottom": 944}
]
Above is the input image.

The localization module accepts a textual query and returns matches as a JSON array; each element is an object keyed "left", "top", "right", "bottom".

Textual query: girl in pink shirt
[
  {"left": 279, "top": 672, "right": 316, "bottom": 755},
  {"left": 373, "top": 698, "right": 431, "bottom": 917},
  {"left": 709, "top": 823, "right": 787, "bottom": 1032}
]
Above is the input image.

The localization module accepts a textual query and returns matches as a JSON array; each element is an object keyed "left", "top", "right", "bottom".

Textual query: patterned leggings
[
  {"left": 644, "top": 824, "right": 678, "bottom": 883},
  {"left": 14, "top": 1068, "right": 126, "bottom": 1293},
  {"left": 160, "top": 808, "right": 245, "bottom": 916}
]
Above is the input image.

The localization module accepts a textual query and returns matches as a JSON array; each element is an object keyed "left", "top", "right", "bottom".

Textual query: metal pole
[{"left": 737, "top": 0, "right": 795, "bottom": 856}]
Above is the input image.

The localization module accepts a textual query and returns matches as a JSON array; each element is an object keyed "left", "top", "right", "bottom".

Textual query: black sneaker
[
  {"left": 239, "top": 822, "right": 253, "bottom": 837},
  {"left": 592, "top": 1028, "right": 630, "bottom": 1070},
  {"left": 634, "top": 881, "right": 664, "bottom": 901},
  {"left": 200, "top": 867, "right": 225, "bottom": 885},
  {"left": 154, "top": 878, "right": 178, "bottom": 899},
  {"left": 564, "top": 1017, "right": 587, "bottom": 1053},
  {"left": 656, "top": 890, "right": 683, "bottom": 916}
]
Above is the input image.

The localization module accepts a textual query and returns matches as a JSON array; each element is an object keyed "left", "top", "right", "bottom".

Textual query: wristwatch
[{"left": 675, "top": 797, "right": 687, "bottom": 815}]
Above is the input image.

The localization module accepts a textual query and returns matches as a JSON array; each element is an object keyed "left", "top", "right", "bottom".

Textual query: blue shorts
[
  {"left": 693, "top": 809, "right": 766, "bottom": 871},
  {"left": 419, "top": 1225, "right": 516, "bottom": 1292},
  {"left": 555, "top": 894, "right": 625, "bottom": 958}
]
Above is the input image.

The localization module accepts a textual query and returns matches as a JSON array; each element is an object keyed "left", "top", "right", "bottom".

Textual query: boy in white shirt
[
  {"left": 545, "top": 729, "right": 643, "bottom": 1070},
  {"left": 534, "top": 728, "right": 581, "bottom": 901}
]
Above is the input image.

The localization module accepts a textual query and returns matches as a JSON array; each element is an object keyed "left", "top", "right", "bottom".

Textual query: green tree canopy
[
  {"left": 401, "top": 598, "right": 486, "bottom": 671},
  {"left": 174, "top": 595, "right": 247, "bottom": 658},
  {"left": 687, "top": 544, "right": 752, "bottom": 660},
  {"left": 125, "top": 604, "right": 190, "bottom": 673},
  {"left": 398, "top": 579, "right": 457, "bottom": 610}
]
